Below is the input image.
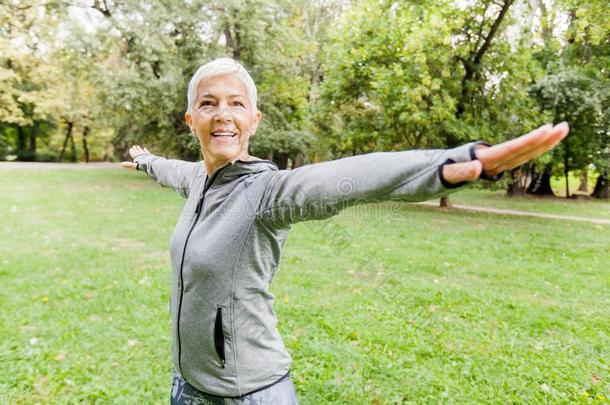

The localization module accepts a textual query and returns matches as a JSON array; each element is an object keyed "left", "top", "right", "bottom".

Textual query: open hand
[
  {"left": 442, "top": 122, "right": 569, "bottom": 184},
  {"left": 121, "top": 145, "right": 151, "bottom": 169}
]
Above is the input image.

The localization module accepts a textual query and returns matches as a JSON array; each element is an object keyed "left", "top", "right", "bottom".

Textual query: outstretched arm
[
  {"left": 255, "top": 141, "right": 484, "bottom": 228},
  {"left": 256, "top": 123, "right": 569, "bottom": 228},
  {"left": 442, "top": 122, "right": 569, "bottom": 184},
  {"left": 121, "top": 145, "right": 202, "bottom": 199}
]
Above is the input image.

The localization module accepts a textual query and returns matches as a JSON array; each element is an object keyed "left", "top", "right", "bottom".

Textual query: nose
[{"left": 213, "top": 105, "right": 232, "bottom": 122}]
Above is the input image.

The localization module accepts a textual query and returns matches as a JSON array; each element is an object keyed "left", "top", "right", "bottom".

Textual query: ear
[
  {"left": 249, "top": 110, "right": 263, "bottom": 136},
  {"left": 185, "top": 112, "right": 195, "bottom": 135}
]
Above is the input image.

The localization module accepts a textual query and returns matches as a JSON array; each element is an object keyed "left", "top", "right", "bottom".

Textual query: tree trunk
[
  {"left": 58, "top": 121, "right": 74, "bottom": 162},
  {"left": 439, "top": 196, "right": 452, "bottom": 208},
  {"left": 233, "top": 22, "right": 243, "bottom": 60},
  {"left": 70, "top": 131, "right": 77, "bottom": 162},
  {"left": 91, "top": 0, "right": 112, "bottom": 17},
  {"left": 454, "top": 0, "right": 514, "bottom": 119},
  {"left": 277, "top": 154, "right": 289, "bottom": 170},
  {"left": 292, "top": 153, "right": 305, "bottom": 169},
  {"left": 591, "top": 173, "right": 609, "bottom": 199},
  {"left": 30, "top": 121, "right": 38, "bottom": 158},
  {"left": 562, "top": 147, "right": 571, "bottom": 197},
  {"left": 578, "top": 171, "right": 588, "bottom": 192},
  {"left": 506, "top": 183, "right": 521, "bottom": 197},
  {"left": 506, "top": 166, "right": 528, "bottom": 196},
  {"left": 526, "top": 169, "right": 554, "bottom": 196},
  {"left": 16, "top": 126, "right": 27, "bottom": 160},
  {"left": 224, "top": 20, "right": 242, "bottom": 60},
  {"left": 82, "top": 126, "right": 90, "bottom": 163}
]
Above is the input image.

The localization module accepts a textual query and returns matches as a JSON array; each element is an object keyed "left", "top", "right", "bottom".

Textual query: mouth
[{"left": 211, "top": 130, "right": 237, "bottom": 138}]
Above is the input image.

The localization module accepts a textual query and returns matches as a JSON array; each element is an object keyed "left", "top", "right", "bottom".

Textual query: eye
[
  {"left": 233, "top": 101, "right": 245, "bottom": 107},
  {"left": 200, "top": 100, "right": 214, "bottom": 107}
]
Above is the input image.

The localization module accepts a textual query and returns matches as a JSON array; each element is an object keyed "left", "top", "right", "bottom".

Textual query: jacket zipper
[
  {"left": 214, "top": 307, "right": 226, "bottom": 368},
  {"left": 175, "top": 164, "right": 230, "bottom": 375}
]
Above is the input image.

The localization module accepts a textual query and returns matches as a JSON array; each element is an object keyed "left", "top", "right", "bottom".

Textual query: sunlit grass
[
  {"left": 1, "top": 169, "right": 608, "bottom": 404},
  {"left": 450, "top": 188, "right": 610, "bottom": 220}
]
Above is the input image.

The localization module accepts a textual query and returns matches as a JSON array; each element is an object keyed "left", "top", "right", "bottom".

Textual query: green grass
[
  {"left": 447, "top": 170, "right": 610, "bottom": 221},
  {"left": 1, "top": 169, "right": 608, "bottom": 404},
  {"left": 549, "top": 170, "right": 599, "bottom": 198},
  {"left": 450, "top": 188, "right": 610, "bottom": 220}
]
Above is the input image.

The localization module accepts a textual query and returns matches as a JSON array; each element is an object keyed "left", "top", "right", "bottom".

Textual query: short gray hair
[{"left": 186, "top": 57, "right": 258, "bottom": 115}]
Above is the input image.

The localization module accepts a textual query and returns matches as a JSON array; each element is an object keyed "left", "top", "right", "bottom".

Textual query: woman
[{"left": 122, "top": 57, "right": 568, "bottom": 404}]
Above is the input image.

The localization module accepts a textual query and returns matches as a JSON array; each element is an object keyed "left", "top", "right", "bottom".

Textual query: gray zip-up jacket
[{"left": 134, "top": 141, "right": 492, "bottom": 396}]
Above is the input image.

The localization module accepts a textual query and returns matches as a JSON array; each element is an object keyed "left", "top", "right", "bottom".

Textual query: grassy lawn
[
  {"left": 446, "top": 171, "right": 610, "bottom": 220},
  {"left": 449, "top": 188, "right": 610, "bottom": 220},
  {"left": 0, "top": 168, "right": 608, "bottom": 404}
]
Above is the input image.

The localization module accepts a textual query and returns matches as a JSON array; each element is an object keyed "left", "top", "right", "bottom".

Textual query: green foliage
[
  {"left": 77, "top": 0, "right": 330, "bottom": 161},
  {"left": 87, "top": 0, "right": 211, "bottom": 160},
  {"left": 0, "top": 3, "right": 63, "bottom": 160},
  {"left": 0, "top": 0, "right": 607, "bottom": 182},
  {"left": 315, "top": 0, "right": 544, "bottom": 156},
  {"left": 531, "top": 0, "right": 610, "bottom": 177},
  {"left": 532, "top": 69, "right": 607, "bottom": 174},
  {"left": 250, "top": 128, "right": 316, "bottom": 162}
]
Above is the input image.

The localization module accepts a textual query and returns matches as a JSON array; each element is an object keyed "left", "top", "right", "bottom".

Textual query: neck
[{"left": 202, "top": 150, "right": 252, "bottom": 176}]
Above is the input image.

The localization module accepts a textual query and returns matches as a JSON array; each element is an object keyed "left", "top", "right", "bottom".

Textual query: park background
[{"left": 1, "top": 0, "right": 608, "bottom": 403}]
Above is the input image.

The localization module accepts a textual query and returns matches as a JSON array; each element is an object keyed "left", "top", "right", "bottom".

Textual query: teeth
[{"left": 212, "top": 132, "right": 236, "bottom": 137}]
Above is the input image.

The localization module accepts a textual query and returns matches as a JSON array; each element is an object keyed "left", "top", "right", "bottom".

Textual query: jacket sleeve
[
  {"left": 255, "top": 141, "right": 491, "bottom": 227},
  {"left": 133, "top": 153, "right": 202, "bottom": 199}
]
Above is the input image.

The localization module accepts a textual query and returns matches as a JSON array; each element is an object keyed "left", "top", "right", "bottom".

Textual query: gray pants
[{"left": 171, "top": 370, "right": 298, "bottom": 405}]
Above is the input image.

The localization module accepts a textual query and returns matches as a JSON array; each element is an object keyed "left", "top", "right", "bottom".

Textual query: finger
[
  {"left": 128, "top": 146, "right": 138, "bottom": 158},
  {"left": 488, "top": 126, "right": 557, "bottom": 172},
  {"left": 121, "top": 161, "right": 137, "bottom": 169},
  {"left": 128, "top": 145, "right": 151, "bottom": 160},
  {"left": 483, "top": 124, "right": 554, "bottom": 164},
  {"left": 478, "top": 123, "right": 567, "bottom": 174},
  {"left": 442, "top": 160, "right": 483, "bottom": 184},
  {"left": 129, "top": 145, "right": 146, "bottom": 159},
  {"left": 496, "top": 122, "right": 569, "bottom": 171}
]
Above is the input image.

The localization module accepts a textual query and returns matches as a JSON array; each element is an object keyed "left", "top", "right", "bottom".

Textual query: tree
[
  {"left": 216, "top": 0, "right": 338, "bottom": 166},
  {"left": 0, "top": 3, "right": 62, "bottom": 161},
  {"left": 78, "top": 0, "right": 329, "bottom": 164},
  {"left": 590, "top": 88, "right": 610, "bottom": 199},
  {"left": 561, "top": 0, "right": 610, "bottom": 199},
  {"left": 524, "top": 0, "right": 610, "bottom": 198},
  {"left": 82, "top": 0, "right": 208, "bottom": 160},
  {"left": 315, "top": 0, "right": 541, "bottom": 206},
  {"left": 531, "top": 70, "right": 605, "bottom": 197},
  {"left": 50, "top": 21, "right": 109, "bottom": 162}
]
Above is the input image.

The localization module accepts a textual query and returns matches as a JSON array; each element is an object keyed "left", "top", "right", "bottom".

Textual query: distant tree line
[{"left": 0, "top": 0, "right": 608, "bottom": 199}]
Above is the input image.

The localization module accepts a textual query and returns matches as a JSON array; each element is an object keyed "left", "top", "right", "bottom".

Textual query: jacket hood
[{"left": 211, "top": 158, "right": 278, "bottom": 186}]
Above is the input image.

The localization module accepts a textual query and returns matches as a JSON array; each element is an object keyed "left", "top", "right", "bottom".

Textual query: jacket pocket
[{"left": 214, "top": 307, "right": 226, "bottom": 368}]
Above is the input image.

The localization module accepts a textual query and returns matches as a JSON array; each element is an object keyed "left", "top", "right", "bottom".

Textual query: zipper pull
[
  {"left": 195, "top": 197, "right": 204, "bottom": 214},
  {"left": 220, "top": 359, "right": 225, "bottom": 368}
]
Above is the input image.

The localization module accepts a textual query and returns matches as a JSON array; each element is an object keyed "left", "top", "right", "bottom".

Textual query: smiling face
[{"left": 185, "top": 73, "right": 262, "bottom": 174}]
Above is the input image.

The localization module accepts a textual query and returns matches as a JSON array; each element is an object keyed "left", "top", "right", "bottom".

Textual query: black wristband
[
  {"left": 438, "top": 158, "right": 469, "bottom": 188},
  {"left": 470, "top": 141, "right": 505, "bottom": 182},
  {"left": 480, "top": 170, "right": 505, "bottom": 181}
]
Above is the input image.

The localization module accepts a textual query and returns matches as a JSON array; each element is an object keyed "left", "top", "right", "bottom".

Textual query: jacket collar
[{"left": 205, "top": 157, "right": 278, "bottom": 186}]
